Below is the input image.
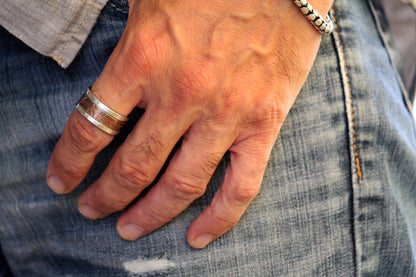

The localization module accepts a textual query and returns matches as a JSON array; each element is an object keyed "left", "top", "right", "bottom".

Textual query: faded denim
[{"left": 1, "top": 0, "right": 416, "bottom": 276}]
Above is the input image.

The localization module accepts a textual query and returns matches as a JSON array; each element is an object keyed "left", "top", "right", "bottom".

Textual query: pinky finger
[{"left": 186, "top": 144, "right": 270, "bottom": 249}]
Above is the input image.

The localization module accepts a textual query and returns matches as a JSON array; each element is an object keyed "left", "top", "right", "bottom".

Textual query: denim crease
[{"left": 0, "top": 0, "right": 416, "bottom": 276}]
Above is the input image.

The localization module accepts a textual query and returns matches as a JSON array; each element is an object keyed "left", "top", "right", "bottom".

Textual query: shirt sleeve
[{"left": 0, "top": 0, "right": 109, "bottom": 68}]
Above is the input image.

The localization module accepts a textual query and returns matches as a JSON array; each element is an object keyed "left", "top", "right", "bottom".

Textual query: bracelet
[{"left": 292, "top": 0, "right": 334, "bottom": 35}]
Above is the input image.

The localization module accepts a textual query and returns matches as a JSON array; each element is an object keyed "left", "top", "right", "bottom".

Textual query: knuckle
[
  {"left": 126, "top": 18, "right": 172, "bottom": 77},
  {"left": 238, "top": 97, "right": 285, "bottom": 135},
  {"left": 67, "top": 115, "right": 108, "bottom": 153},
  {"left": 93, "top": 186, "right": 127, "bottom": 212},
  {"left": 143, "top": 205, "right": 173, "bottom": 225},
  {"left": 116, "top": 155, "right": 155, "bottom": 187},
  {"left": 127, "top": 24, "right": 164, "bottom": 74},
  {"left": 213, "top": 212, "right": 239, "bottom": 228},
  {"left": 249, "top": 99, "right": 281, "bottom": 124},
  {"left": 54, "top": 156, "right": 87, "bottom": 180},
  {"left": 128, "top": 38, "right": 156, "bottom": 76},
  {"left": 225, "top": 183, "right": 260, "bottom": 206},
  {"left": 169, "top": 177, "right": 206, "bottom": 201}
]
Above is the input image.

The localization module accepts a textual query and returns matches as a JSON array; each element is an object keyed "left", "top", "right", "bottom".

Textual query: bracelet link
[{"left": 293, "top": 0, "right": 334, "bottom": 35}]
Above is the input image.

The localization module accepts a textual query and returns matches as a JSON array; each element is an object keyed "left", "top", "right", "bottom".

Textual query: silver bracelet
[{"left": 293, "top": 0, "right": 334, "bottom": 35}]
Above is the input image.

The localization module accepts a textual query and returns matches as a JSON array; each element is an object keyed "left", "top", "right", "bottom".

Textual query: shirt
[{"left": 0, "top": 0, "right": 108, "bottom": 68}]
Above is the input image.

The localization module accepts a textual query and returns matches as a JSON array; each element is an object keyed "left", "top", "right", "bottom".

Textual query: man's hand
[{"left": 46, "top": 0, "right": 331, "bottom": 248}]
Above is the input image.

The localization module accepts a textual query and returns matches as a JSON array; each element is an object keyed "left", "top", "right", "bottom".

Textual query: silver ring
[{"left": 76, "top": 88, "right": 128, "bottom": 135}]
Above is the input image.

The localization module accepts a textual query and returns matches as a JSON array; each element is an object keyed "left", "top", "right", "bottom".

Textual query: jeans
[{"left": 1, "top": 0, "right": 416, "bottom": 276}]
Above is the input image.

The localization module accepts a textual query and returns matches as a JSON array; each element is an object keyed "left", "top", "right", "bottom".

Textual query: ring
[{"left": 76, "top": 88, "right": 128, "bottom": 135}]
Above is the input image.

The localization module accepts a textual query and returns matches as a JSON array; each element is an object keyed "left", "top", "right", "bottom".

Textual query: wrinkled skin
[{"left": 46, "top": 0, "right": 333, "bottom": 248}]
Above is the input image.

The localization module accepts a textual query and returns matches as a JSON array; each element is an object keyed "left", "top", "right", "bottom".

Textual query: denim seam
[
  {"left": 109, "top": 2, "right": 129, "bottom": 14},
  {"left": 330, "top": 8, "right": 360, "bottom": 277},
  {"left": 330, "top": 10, "right": 363, "bottom": 182},
  {"left": 51, "top": 0, "right": 99, "bottom": 65},
  {"left": 367, "top": 0, "right": 413, "bottom": 112}
]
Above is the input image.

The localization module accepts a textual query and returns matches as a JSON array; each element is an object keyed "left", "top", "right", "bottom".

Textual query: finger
[
  {"left": 46, "top": 111, "right": 113, "bottom": 194},
  {"left": 77, "top": 107, "right": 193, "bottom": 219},
  {"left": 45, "top": 25, "right": 155, "bottom": 194},
  {"left": 115, "top": 124, "right": 235, "bottom": 241},
  {"left": 46, "top": 82, "right": 142, "bottom": 195},
  {"left": 186, "top": 135, "right": 275, "bottom": 249}
]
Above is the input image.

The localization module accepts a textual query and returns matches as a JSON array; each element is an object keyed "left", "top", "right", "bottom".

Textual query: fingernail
[
  {"left": 190, "top": 234, "right": 215, "bottom": 249},
  {"left": 79, "top": 204, "right": 106, "bottom": 219},
  {"left": 47, "top": 175, "right": 67, "bottom": 194},
  {"left": 117, "top": 224, "right": 145, "bottom": 241}
]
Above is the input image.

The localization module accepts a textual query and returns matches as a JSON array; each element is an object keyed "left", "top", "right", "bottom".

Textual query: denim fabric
[{"left": 1, "top": 0, "right": 416, "bottom": 276}]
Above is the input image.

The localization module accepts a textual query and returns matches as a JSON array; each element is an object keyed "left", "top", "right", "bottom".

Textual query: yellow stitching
[
  {"left": 332, "top": 9, "right": 363, "bottom": 181},
  {"left": 51, "top": 54, "right": 63, "bottom": 65},
  {"left": 79, "top": 0, "right": 101, "bottom": 11}
]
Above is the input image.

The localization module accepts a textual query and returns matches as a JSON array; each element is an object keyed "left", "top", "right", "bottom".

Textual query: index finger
[
  {"left": 46, "top": 110, "right": 112, "bottom": 194},
  {"left": 46, "top": 85, "right": 138, "bottom": 194}
]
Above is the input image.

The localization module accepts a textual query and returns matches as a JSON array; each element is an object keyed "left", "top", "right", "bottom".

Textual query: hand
[{"left": 46, "top": 0, "right": 332, "bottom": 248}]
